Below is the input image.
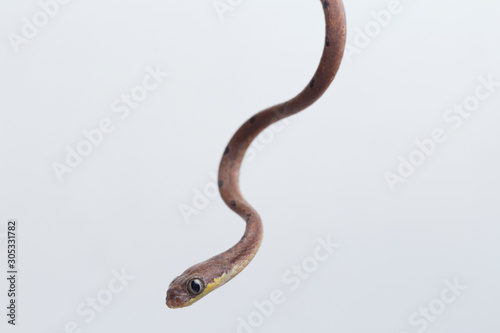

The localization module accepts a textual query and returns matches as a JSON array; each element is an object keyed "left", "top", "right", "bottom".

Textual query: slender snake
[{"left": 166, "top": 0, "right": 346, "bottom": 309}]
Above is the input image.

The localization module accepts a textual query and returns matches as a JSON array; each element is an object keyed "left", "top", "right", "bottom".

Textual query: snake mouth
[
  {"left": 166, "top": 295, "right": 184, "bottom": 309},
  {"left": 166, "top": 297, "right": 180, "bottom": 309}
]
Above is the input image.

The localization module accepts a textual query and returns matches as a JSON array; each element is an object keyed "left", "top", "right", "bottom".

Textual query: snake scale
[{"left": 167, "top": 0, "right": 346, "bottom": 308}]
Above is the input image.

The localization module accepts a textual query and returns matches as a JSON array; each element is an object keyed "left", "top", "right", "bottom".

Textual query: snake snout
[{"left": 166, "top": 288, "right": 183, "bottom": 309}]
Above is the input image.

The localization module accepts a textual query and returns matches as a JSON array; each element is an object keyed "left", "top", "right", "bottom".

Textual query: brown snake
[{"left": 166, "top": 0, "right": 346, "bottom": 309}]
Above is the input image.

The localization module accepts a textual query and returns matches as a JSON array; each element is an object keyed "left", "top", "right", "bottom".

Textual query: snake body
[{"left": 166, "top": 0, "right": 346, "bottom": 309}]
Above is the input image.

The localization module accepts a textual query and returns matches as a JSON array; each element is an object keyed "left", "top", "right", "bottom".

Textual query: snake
[{"left": 166, "top": 0, "right": 346, "bottom": 309}]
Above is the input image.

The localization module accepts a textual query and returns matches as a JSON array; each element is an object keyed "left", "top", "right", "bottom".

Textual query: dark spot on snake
[
  {"left": 224, "top": 146, "right": 230, "bottom": 155},
  {"left": 246, "top": 214, "right": 252, "bottom": 222},
  {"left": 326, "top": 37, "right": 330, "bottom": 47},
  {"left": 310, "top": 79, "right": 315, "bottom": 88},
  {"left": 323, "top": 1, "right": 330, "bottom": 8},
  {"left": 250, "top": 117, "right": 256, "bottom": 124},
  {"left": 218, "top": 180, "right": 224, "bottom": 187},
  {"left": 231, "top": 200, "right": 236, "bottom": 207},
  {"left": 279, "top": 106, "right": 286, "bottom": 117}
]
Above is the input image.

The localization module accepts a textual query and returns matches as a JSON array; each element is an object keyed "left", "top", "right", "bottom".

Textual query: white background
[{"left": 1, "top": 0, "right": 499, "bottom": 332}]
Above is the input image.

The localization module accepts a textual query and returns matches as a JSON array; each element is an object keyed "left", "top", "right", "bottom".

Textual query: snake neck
[{"left": 213, "top": 205, "right": 263, "bottom": 283}]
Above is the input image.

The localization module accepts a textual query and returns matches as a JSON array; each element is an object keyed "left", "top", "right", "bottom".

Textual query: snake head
[
  {"left": 166, "top": 258, "right": 234, "bottom": 309},
  {"left": 166, "top": 273, "right": 207, "bottom": 309}
]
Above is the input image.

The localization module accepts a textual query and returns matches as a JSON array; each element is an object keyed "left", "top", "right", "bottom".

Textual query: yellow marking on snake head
[{"left": 181, "top": 273, "right": 230, "bottom": 307}]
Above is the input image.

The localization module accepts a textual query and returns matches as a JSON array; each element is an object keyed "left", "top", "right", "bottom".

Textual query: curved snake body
[{"left": 166, "top": 0, "right": 346, "bottom": 309}]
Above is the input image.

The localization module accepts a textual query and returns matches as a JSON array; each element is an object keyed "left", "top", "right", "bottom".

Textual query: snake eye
[{"left": 187, "top": 278, "right": 204, "bottom": 295}]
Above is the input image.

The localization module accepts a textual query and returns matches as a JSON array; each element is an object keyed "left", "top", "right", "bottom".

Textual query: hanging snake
[{"left": 166, "top": 0, "right": 346, "bottom": 309}]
